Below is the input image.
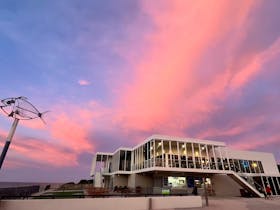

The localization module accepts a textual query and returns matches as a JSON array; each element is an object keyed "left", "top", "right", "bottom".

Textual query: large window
[
  {"left": 119, "top": 150, "right": 125, "bottom": 171},
  {"left": 168, "top": 177, "right": 186, "bottom": 188}
]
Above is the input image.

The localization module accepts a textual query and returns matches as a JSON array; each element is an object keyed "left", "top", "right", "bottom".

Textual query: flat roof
[
  {"left": 95, "top": 134, "right": 226, "bottom": 156},
  {"left": 134, "top": 134, "right": 226, "bottom": 148}
]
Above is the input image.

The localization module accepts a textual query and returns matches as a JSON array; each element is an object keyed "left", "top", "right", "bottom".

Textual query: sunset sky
[{"left": 0, "top": 0, "right": 280, "bottom": 182}]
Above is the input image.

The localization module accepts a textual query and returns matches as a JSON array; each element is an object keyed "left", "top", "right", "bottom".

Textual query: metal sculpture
[{"left": 0, "top": 96, "right": 47, "bottom": 169}]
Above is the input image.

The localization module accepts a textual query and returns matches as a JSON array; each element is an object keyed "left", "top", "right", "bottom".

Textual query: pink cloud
[
  {"left": 49, "top": 112, "right": 93, "bottom": 152},
  {"left": 230, "top": 135, "right": 280, "bottom": 151},
  {"left": 2, "top": 1, "right": 280, "bottom": 170},
  {"left": 230, "top": 37, "right": 280, "bottom": 90},
  {"left": 0, "top": 102, "right": 100, "bottom": 168},
  {"left": 78, "top": 79, "right": 90, "bottom": 86},
  {"left": 0, "top": 136, "right": 77, "bottom": 168},
  {"left": 114, "top": 0, "right": 256, "bottom": 134}
]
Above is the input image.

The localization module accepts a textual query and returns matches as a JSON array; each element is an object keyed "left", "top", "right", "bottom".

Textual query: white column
[
  {"left": 106, "top": 155, "right": 109, "bottom": 170},
  {"left": 137, "top": 148, "right": 139, "bottom": 170},
  {"left": 212, "top": 145, "right": 218, "bottom": 170},
  {"left": 169, "top": 141, "right": 172, "bottom": 167},
  {"left": 191, "top": 143, "right": 195, "bottom": 168},
  {"left": 225, "top": 147, "right": 230, "bottom": 170},
  {"left": 177, "top": 141, "right": 180, "bottom": 168},
  {"left": 205, "top": 145, "right": 210, "bottom": 169},
  {"left": 185, "top": 142, "right": 188, "bottom": 168},
  {"left": 100, "top": 154, "right": 103, "bottom": 172},
  {"left": 218, "top": 147, "right": 224, "bottom": 170},
  {"left": 131, "top": 151, "right": 134, "bottom": 170},
  {"left": 141, "top": 145, "right": 143, "bottom": 169},
  {"left": 153, "top": 140, "right": 156, "bottom": 167},
  {"left": 161, "top": 140, "right": 164, "bottom": 167},
  {"left": 198, "top": 144, "right": 202, "bottom": 169}
]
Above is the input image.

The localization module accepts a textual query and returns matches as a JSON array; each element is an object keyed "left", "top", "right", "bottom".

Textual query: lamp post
[
  {"left": 203, "top": 177, "right": 209, "bottom": 206},
  {"left": 0, "top": 118, "right": 19, "bottom": 169}
]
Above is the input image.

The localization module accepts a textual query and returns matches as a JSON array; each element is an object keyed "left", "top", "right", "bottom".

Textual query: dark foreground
[{"left": 184, "top": 196, "right": 280, "bottom": 210}]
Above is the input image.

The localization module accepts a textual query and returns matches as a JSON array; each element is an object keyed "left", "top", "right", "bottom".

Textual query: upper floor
[{"left": 91, "top": 135, "right": 279, "bottom": 176}]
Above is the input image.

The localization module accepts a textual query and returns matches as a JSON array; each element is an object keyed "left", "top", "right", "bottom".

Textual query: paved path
[{"left": 185, "top": 197, "right": 280, "bottom": 210}]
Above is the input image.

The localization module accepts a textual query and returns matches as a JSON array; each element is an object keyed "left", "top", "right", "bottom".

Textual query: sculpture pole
[{"left": 0, "top": 118, "right": 19, "bottom": 169}]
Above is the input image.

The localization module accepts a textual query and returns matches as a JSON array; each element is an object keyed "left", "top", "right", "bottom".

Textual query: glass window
[
  {"left": 207, "top": 145, "right": 216, "bottom": 170},
  {"left": 258, "top": 161, "right": 264, "bottom": 173},
  {"left": 126, "top": 151, "right": 131, "bottom": 171},
  {"left": 217, "top": 158, "right": 223, "bottom": 170},
  {"left": 155, "top": 140, "right": 162, "bottom": 167},
  {"left": 119, "top": 150, "right": 125, "bottom": 171},
  {"left": 268, "top": 177, "right": 276, "bottom": 195},
  {"left": 200, "top": 144, "right": 208, "bottom": 169},
  {"left": 273, "top": 177, "right": 280, "bottom": 195},
  {"left": 234, "top": 159, "right": 241, "bottom": 172},
  {"left": 193, "top": 143, "right": 201, "bottom": 169},
  {"left": 251, "top": 161, "right": 260, "bottom": 173},
  {"left": 229, "top": 159, "right": 235, "bottom": 171}
]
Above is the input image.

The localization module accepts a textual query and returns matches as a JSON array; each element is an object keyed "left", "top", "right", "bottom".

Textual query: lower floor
[{"left": 97, "top": 171, "right": 280, "bottom": 197}]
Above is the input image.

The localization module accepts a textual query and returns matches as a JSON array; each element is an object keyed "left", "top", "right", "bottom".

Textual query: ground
[{"left": 185, "top": 196, "right": 280, "bottom": 210}]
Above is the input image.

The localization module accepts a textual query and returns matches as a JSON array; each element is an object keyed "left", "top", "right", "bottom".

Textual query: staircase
[{"left": 227, "top": 171, "right": 264, "bottom": 197}]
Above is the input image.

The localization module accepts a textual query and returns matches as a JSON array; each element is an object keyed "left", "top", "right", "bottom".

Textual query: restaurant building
[{"left": 90, "top": 135, "right": 280, "bottom": 197}]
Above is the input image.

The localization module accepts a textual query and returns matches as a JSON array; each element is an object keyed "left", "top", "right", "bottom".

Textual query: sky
[{"left": 0, "top": 0, "right": 280, "bottom": 183}]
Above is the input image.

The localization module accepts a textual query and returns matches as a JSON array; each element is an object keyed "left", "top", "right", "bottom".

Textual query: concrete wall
[
  {"left": 128, "top": 174, "right": 136, "bottom": 188},
  {"left": 94, "top": 172, "right": 102, "bottom": 187},
  {"left": 113, "top": 174, "right": 128, "bottom": 187},
  {"left": 212, "top": 174, "right": 241, "bottom": 197},
  {"left": 0, "top": 196, "right": 202, "bottom": 210},
  {"left": 128, "top": 174, "right": 153, "bottom": 188}
]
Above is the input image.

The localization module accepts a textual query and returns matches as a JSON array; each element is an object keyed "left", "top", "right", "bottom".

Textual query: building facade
[{"left": 90, "top": 135, "right": 280, "bottom": 197}]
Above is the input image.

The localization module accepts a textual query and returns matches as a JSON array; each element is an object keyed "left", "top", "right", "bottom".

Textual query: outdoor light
[
  {"left": 195, "top": 151, "right": 199, "bottom": 156},
  {"left": 252, "top": 162, "right": 257, "bottom": 168}
]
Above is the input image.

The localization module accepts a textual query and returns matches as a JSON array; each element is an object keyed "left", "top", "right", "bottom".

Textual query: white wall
[
  {"left": 227, "top": 149, "right": 279, "bottom": 175},
  {"left": 0, "top": 196, "right": 202, "bottom": 210}
]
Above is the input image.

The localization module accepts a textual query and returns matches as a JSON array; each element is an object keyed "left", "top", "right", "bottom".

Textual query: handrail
[{"left": 228, "top": 171, "right": 264, "bottom": 197}]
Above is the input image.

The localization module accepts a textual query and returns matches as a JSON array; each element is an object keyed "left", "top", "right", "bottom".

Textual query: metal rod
[
  {"left": 203, "top": 177, "right": 209, "bottom": 206},
  {"left": 0, "top": 118, "right": 19, "bottom": 169}
]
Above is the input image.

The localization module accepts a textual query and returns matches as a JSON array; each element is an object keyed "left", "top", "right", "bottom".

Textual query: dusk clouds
[{"left": 0, "top": 0, "right": 279, "bottom": 182}]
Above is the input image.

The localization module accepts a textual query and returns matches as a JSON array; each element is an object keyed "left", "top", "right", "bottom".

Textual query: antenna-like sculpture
[{"left": 0, "top": 96, "right": 47, "bottom": 169}]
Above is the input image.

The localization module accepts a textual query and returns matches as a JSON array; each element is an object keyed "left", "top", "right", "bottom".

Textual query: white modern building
[{"left": 90, "top": 135, "right": 280, "bottom": 197}]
